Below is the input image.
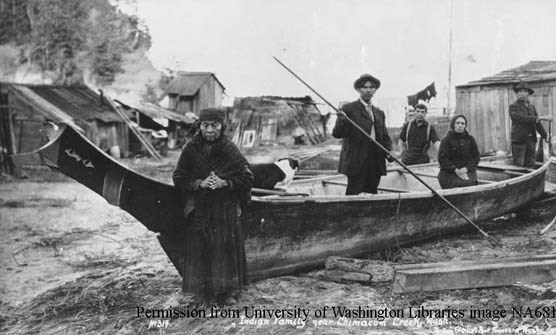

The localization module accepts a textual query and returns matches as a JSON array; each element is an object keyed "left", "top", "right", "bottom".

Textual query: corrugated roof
[
  {"left": 160, "top": 72, "right": 225, "bottom": 98},
  {"left": 24, "top": 85, "right": 123, "bottom": 123},
  {"left": 457, "top": 61, "right": 556, "bottom": 88}
]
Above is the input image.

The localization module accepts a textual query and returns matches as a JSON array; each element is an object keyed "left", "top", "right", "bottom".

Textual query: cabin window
[
  {"left": 168, "top": 94, "right": 177, "bottom": 110},
  {"left": 260, "top": 119, "right": 277, "bottom": 143},
  {"left": 242, "top": 130, "right": 256, "bottom": 148}
]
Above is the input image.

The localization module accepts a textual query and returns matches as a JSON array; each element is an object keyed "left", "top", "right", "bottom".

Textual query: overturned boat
[{"left": 12, "top": 125, "right": 549, "bottom": 280}]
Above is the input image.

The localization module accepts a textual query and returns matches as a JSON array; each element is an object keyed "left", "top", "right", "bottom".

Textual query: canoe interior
[
  {"left": 244, "top": 158, "right": 548, "bottom": 280},
  {"left": 267, "top": 158, "right": 521, "bottom": 197}
]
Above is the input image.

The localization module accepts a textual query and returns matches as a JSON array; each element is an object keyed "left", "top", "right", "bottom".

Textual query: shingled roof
[
  {"left": 161, "top": 72, "right": 225, "bottom": 98},
  {"left": 457, "top": 61, "right": 556, "bottom": 88}
]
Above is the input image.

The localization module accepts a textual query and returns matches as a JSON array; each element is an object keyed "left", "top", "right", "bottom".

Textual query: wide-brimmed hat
[
  {"left": 353, "top": 74, "right": 381, "bottom": 90},
  {"left": 513, "top": 82, "right": 534, "bottom": 95}
]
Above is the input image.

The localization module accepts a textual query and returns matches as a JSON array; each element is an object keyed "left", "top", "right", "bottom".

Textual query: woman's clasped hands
[{"left": 200, "top": 171, "right": 228, "bottom": 190}]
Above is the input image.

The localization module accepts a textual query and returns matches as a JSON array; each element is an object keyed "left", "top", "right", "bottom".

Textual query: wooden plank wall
[
  {"left": 456, "top": 81, "right": 556, "bottom": 155},
  {"left": 530, "top": 86, "right": 556, "bottom": 154},
  {"left": 11, "top": 119, "right": 46, "bottom": 153},
  {"left": 115, "top": 123, "right": 129, "bottom": 157},
  {"left": 191, "top": 77, "right": 224, "bottom": 116},
  {"left": 171, "top": 77, "right": 224, "bottom": 116},
  {"left": 457, "top": 86, "right": 513, "bottom": 154}
]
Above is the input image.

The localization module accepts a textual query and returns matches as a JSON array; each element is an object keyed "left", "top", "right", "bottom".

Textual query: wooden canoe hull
[
  {"left": 243, "top": 170, "right": 545, "bottom": 279},
  {"left": 12, "top": 125, "right": 549, "bottom": 281}
]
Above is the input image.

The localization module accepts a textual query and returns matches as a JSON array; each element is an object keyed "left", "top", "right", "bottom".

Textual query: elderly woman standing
[
  {"left": 173, "top": 107, "right": 253, "bottom": 306},
  {"left": 437, "top": 114, "right": 480, "bottom": 189}
]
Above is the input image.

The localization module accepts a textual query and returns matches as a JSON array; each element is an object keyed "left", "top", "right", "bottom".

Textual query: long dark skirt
[
  {"left": 437, "top": 169, "right": 478, "bottom": 189},
  {"left": 182, "top": 197, "right": 247, "bottom": 301}
]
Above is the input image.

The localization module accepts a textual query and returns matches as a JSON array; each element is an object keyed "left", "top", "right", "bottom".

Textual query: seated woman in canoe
[{"left": 437, "top": 114, "right": 480, "bottom": 189}]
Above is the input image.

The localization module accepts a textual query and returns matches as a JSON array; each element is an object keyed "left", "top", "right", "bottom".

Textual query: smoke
[
  {"left": 99, "top": 47, "right": 163, "bottom": 106},
  {"left": 0, "top": 44, "right": 57, "bottom": 84}
]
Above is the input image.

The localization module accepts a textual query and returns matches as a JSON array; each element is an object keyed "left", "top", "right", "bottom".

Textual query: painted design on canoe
[
  {"left": 64, "top": 148, "right": 95, "bottom": 169},
  {"left": 11, "top": 124, "right": 549, "bottom": 281}
]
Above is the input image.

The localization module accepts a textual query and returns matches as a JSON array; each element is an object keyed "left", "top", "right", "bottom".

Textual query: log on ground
[{"left": 392, "top": 255, "right": 556, "bottom": 294}]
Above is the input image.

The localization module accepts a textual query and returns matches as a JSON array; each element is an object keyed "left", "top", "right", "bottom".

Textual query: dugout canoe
[{"left": 11, "top": 124, "right": 550, "bottom": 281}]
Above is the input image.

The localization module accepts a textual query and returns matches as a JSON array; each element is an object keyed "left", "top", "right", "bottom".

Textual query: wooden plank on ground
[
  {"left": 394, "top": 254, "right": 556, "bottom": 271},
  {"left": 392, "top": 255, "right": 556, "bottom": 294},
  {"left": 325, "top": 256, "right": 394, "bottom": 282},
  {"left": 321, "top": 269, "right": 371, "bottom": 284}
]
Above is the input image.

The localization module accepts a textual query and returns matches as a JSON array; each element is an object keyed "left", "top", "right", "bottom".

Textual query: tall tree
[{"left": 1, "top": 0, "right": 151, "bottom": 85}]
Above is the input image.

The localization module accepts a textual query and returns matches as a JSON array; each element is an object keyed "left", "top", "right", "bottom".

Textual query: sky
[{"left": 131, "top": 0, "right": 556, "bottom": 125}]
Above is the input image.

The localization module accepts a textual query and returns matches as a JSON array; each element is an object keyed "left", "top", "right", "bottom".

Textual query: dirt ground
[{"left": 2, "top": 162, "right": 556, "bottom": 334}]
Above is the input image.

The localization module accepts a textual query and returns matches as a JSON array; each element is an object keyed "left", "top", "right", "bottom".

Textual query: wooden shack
[
  {"left": 160, "top": 72, "right": 225, "bottom": 116},
  {"left": 0, "top": 83, "right": 129, "bottom": 173},
  {"left": 115, "top": 99, "right": 197, "bottom": 150},
  {"left": 228, "top": 96, "right": 327, "bottom": 148},
  {"left": 455, "top": 61, "right": 556, "bottom": 154}
]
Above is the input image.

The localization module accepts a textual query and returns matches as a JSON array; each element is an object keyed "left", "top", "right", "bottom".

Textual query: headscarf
[
  {"left": 195, "top": 107, "right": 227, "bottom": 138},
  {"left": 450, "top": 114, "right": 468, "bottom": 132},
  {"left": 199, "top": 107, "right": 226, "bottom": 123}
]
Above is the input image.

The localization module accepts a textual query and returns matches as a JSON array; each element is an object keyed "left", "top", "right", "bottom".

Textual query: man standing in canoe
[
  {"left": 398, "top": 103, "right": 440, "bottom": 165},
  {"left": 173, "top": 107, "right": 253, "bottom": 306},
  {"left": 509, "top": 82, "right": 552, "bottom": 167},
  {"left": 332, "top": 74, "right": 393, "bottom": 195}
]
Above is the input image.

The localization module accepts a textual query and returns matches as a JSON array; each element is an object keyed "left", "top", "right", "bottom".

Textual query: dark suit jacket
[
  {"left": 509, "top": 99, "right": 547, "bottom": 143},
  {"left": 332, "top": 100, "right": 392, "bottom": 176}
]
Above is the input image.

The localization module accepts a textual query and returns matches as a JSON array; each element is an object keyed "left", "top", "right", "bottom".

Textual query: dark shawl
[
  {"left": 437, "top": 115, "right": 480, "bottom": 173},
  {"left": 173, "top": 132, "right": 252, "bottom": 214}
]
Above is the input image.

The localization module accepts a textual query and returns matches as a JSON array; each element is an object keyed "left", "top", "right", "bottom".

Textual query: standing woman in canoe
[
  {"left": 173, "top": 107, "right": 253, "bottom": 306},
  {"left": 437, "top": 114, "right": 480, "bottom": 189}
]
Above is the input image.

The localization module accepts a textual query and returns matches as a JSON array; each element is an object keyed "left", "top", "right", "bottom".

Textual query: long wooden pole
[
  {"left": 273, "top": 56, "right": 501, "bottom": 247},
  {"left": 540, "top": 215, "right": 556, "bottom": 235},
  {"left": 548, "top": 120, "right": 553, "bottom": 157},
  {"left": 447, "top": 0, "right": 454, "bottom": 115}
]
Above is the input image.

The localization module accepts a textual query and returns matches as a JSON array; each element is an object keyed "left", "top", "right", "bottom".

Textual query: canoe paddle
[{"left": 273, "top": 56, "right": 502, "bottom": 248}]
